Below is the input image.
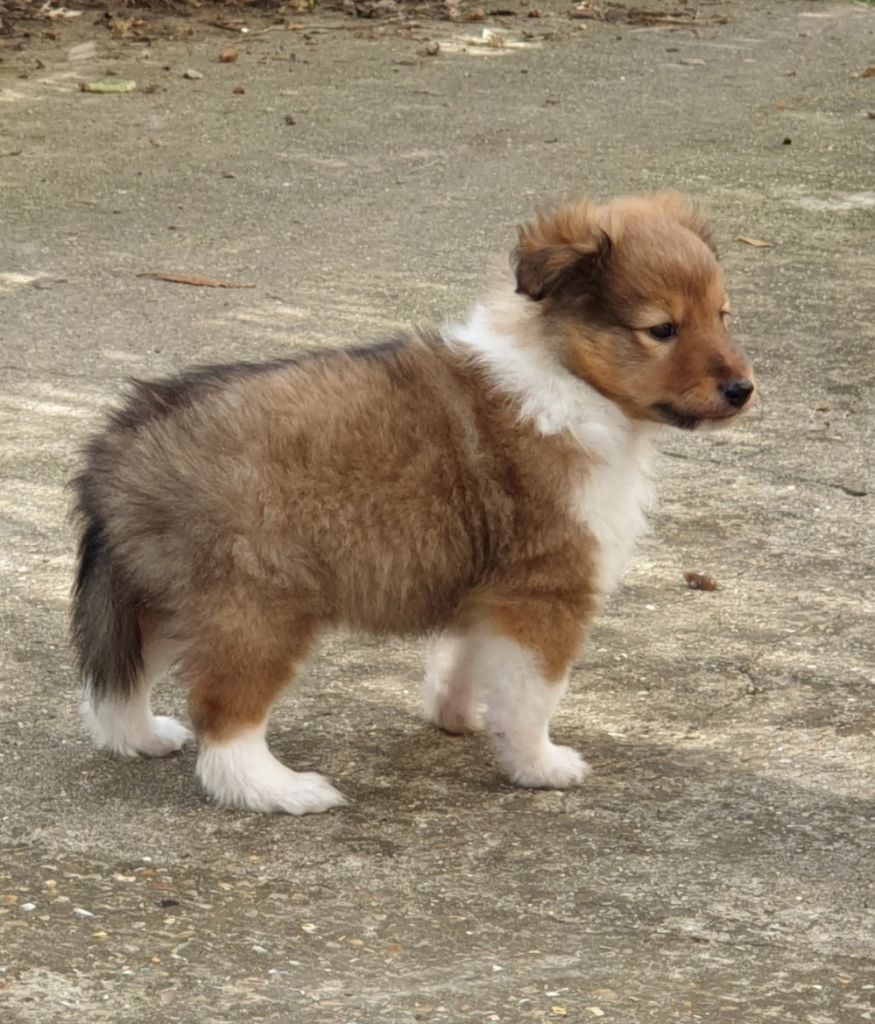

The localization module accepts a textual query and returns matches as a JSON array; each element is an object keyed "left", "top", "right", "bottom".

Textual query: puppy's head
[{"left": 512, "top": 192, "right": 754, "bottom": 429}]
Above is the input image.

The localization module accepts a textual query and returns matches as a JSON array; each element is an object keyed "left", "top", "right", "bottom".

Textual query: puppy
[{"left": 71, "top": 192, "right": 754, "bottom": 814}]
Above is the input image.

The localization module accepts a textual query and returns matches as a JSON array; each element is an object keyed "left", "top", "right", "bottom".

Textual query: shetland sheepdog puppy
[{"left": 71, "top": 192, "right": 754, "bottom": 814}]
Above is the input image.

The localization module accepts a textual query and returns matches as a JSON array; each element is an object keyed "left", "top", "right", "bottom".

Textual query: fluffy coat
[{"left": 71, "top": 191, "right": 754, "bottom": 813}]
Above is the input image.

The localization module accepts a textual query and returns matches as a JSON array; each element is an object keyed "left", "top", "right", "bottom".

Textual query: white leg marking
[
  {"left": 473, "top": 630, "right": 589, "bottom": 788},
  {"left": 82, "top": 637, "right": 192, "bottom": 757},
  {"left": 196, "top": 724, "right": 346, "bottom": 815},
  {"left": 82, "top": 689, "right": 192, "bottom": 758},
  {"left": 422, "top": 633, "right": 484, "bottom": 734}
]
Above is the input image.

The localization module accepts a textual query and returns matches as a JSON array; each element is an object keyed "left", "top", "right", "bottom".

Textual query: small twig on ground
[{"left": 137, "top": 273, "right": 255, "bottom": 289}]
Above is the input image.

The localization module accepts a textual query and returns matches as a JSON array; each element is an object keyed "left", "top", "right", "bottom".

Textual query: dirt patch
[{"left": 0, "top": 0, "right": 501, "bottom": 41}]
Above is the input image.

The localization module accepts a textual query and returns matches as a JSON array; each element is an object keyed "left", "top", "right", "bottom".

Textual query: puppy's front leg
[
  {"left": 472, "top": 604, "right": 590, "bottom": 789},
  {"left": 422, "top": 632, "right": 484, "bottom": 735}
]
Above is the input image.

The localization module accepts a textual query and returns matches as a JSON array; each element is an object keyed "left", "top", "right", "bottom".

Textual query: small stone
[
  {"left": 73, "top": 907, "right": 94, "bottom": 918},
  {"left": 20, "top": 903, "right": 36, "bottom": 912},
  {"left": 183, "top": 68, "right": 204, "bottom": 80}
]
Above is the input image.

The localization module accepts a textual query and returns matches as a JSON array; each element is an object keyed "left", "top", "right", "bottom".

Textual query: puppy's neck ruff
[
  {"left": 447, "top": 290, "right": 661, "bottom": 594},
  {"left": 446, "top": 291, "right": 659, "bottom": 456}
]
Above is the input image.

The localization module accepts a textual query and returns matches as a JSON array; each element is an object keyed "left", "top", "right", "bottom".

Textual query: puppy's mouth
[{"left": 654, "top": 403, "right": 739, "bottom": 430}]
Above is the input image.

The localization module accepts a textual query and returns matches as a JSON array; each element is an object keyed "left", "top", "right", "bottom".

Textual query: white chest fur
[
  {"left": 449, "top": 299, "right": 659, "bottom": 595},
  {"left": 569, "top": 428, "right": 655, "bottom": 593}
]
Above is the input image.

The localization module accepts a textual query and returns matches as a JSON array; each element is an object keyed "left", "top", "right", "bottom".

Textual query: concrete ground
[{"left": 1, "top": 0, "right": 873, "bottom": 1020}]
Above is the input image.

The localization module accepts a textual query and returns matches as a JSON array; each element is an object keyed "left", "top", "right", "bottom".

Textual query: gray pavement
[{"left": 1, "top": 1, "right": 873, "bottom": 1021}]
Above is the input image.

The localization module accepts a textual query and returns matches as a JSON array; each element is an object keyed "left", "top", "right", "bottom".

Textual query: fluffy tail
[{"left": 71, "top": 514, "right": 143, "bottom": 703}]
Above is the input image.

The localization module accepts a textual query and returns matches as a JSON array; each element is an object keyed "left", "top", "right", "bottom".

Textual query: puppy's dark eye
[{"left": 648, "top": 323, "right": 676, "bottom": 342}]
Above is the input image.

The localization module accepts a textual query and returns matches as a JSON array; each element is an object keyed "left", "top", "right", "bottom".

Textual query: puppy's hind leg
[
  {"left": 188, "top": 612, "right": 345, "bottom": 815},
  {"left": 73, "top": 519, "right": 191, "bottom": 757},
  {"left": 82, "top": 630, "right": 193, "bottom": 758},
  {"left": 421, "top": 633, "right": 484, "bottom": 735}
]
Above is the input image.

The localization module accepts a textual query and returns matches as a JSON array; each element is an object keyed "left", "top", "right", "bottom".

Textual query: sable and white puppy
[{"left": 71, "top": 192, "right": 754, "bottom": 814}]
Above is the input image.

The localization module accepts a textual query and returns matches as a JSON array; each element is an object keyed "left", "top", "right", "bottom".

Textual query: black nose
[{"left": 720, "top": 379, "right": 754, "bottom": 409}]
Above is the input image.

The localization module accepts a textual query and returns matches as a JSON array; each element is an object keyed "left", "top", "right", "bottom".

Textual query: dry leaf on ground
[
  {"left": 79, "top": 79, "right": 136, "bottom": 93},
  {"left": 684, "top": 571, "right": 719, "bottom": 592}
]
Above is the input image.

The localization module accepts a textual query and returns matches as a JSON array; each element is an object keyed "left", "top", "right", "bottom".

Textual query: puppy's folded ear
[
  {"left": 513, "top": 199, "right": 611, "bottom": 303},
  {"left": 647, "top": 191, "right": 718, "bottom": 256}
]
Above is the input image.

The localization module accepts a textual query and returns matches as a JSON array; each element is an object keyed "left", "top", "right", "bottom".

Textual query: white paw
[
  {"left": 503, "top": 743, "right": 590, "bottom": 789},
  {"left": 261, "top": 770, "right": 347, "bottom": 816},
  {"left": 196, "top": 729, "right": 347, "bottom": 815},
  {"left": 423, "top": 694, "right": 484, "bottom": 735},
  {"left": 206, "top": 764, "right": 346, "bottom": 815},
  {"left": 82, "top": 697, "right": 191, "bottom": 758},
  {"left": 436, "top": 704, "right": 484, "bottom": 735},
  {"left": 136, "top": 716, "right": 193, "bottom": 757}
]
